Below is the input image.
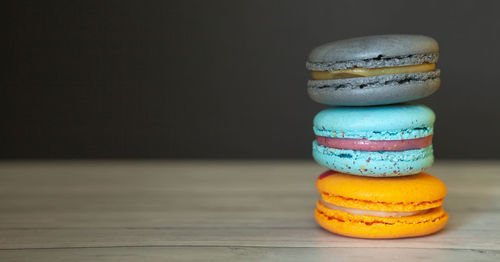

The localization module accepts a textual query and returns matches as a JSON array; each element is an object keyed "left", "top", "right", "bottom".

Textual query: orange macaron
[{"left": 315, "top": 171, "right": 448, "bottom": 239}]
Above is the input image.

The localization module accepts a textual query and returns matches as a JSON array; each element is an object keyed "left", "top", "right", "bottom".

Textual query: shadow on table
[{"left": 440, "top": 186, "right": 496, "bottom": 233}]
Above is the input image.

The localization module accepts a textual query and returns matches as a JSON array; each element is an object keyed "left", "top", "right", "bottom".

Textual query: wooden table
[{"left": 0, "top": 161, "right": 499, "bottom": 261}]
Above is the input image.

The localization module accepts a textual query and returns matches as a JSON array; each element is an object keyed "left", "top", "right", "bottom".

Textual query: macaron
[
  {"left": 315, "top": 171, "right": 448, "bottom": 239},
  {"left": 306, "top": 35, "right": 440, "bottom": 106},
  {"left": 313, "top": 104, "right": 435, "bottom": 176}
]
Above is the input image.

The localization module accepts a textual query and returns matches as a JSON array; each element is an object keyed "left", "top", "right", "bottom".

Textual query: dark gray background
[{"left": 4, "top": 0, "right": 500, "bottom": 159}]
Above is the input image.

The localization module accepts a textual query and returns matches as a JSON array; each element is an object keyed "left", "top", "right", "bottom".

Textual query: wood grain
[{"left": 0, "top": 161, "right": 499, "bottom": 261}]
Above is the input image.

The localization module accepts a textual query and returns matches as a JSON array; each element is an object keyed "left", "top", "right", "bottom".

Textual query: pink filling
[{"left": 316, "top": 135, "right": 432, "bottom": 151}]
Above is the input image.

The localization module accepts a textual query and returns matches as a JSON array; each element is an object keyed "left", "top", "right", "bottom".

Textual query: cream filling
[
  {"left": 320, "top": 199, "right": 432, "bottom": 218},
  {"left": 311, "top": 63, "right": 435, "bottom": 80}
]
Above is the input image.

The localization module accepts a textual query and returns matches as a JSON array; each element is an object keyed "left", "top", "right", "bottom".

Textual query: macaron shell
[
  {"left": 306, "top": 35, "right": 439, "bottom": 71},
  {"left": 313, "top": 141, "right": 434, "bottom": 176},
  {"left": 315, "top": 202, "right": 449, "bottom": 239},
  {"left": 316, "top": 171, "right": 447, "bottom": 211},
  {"left": 308, "top": 71, "right": 440, "bottom": 106},
  {"left": 313, "top": 104, "right": 435, "bottom": 140}
]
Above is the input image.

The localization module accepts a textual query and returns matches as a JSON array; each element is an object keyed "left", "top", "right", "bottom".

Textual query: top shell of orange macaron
[{"left": 317, "top": 171, "right": 446, "bottom": 212}]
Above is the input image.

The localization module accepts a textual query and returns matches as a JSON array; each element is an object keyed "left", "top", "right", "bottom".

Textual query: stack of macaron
[{"left": 306, "top": 35, "right": 448, "bottom": 239}]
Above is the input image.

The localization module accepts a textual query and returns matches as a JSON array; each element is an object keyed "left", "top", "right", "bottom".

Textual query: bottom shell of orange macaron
[{"left": 314, "top": 203, "right": 449, "bottom": 239}]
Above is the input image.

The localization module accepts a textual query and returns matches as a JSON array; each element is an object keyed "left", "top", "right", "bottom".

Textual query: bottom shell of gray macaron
[{"left": 307, "top": 71, "right": 440, "bottom": 106}]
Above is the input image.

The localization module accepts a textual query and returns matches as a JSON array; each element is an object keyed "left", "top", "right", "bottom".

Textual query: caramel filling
[{"left": 311, "top": 63, "right": 435, "bottom": 80}]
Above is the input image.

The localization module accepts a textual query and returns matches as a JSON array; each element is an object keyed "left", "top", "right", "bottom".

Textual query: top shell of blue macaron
[
  {"left": 313, "top": 104, "right": 435, "bottom": 140},
  {"left": 306, "top": 35, "right": 439, "bottom": 71}
]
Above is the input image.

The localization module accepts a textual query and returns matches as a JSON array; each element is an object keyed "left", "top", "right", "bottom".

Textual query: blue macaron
[{"left": 312, "top": 104, "right": 435, "bottom": 177}]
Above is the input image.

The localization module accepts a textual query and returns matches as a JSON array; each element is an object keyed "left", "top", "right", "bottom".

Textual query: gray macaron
[{"left": 306, "top": 35, "right": 440, "bottom": 106}]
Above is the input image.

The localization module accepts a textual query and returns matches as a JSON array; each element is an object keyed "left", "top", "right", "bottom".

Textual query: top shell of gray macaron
[{"left": 306, "top": 35, "right": 439, "bottom": 71}]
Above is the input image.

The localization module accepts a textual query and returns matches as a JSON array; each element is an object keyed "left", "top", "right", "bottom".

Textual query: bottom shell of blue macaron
[{"left": 312, "top": 140, "right": 434, "bottom": 177}]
